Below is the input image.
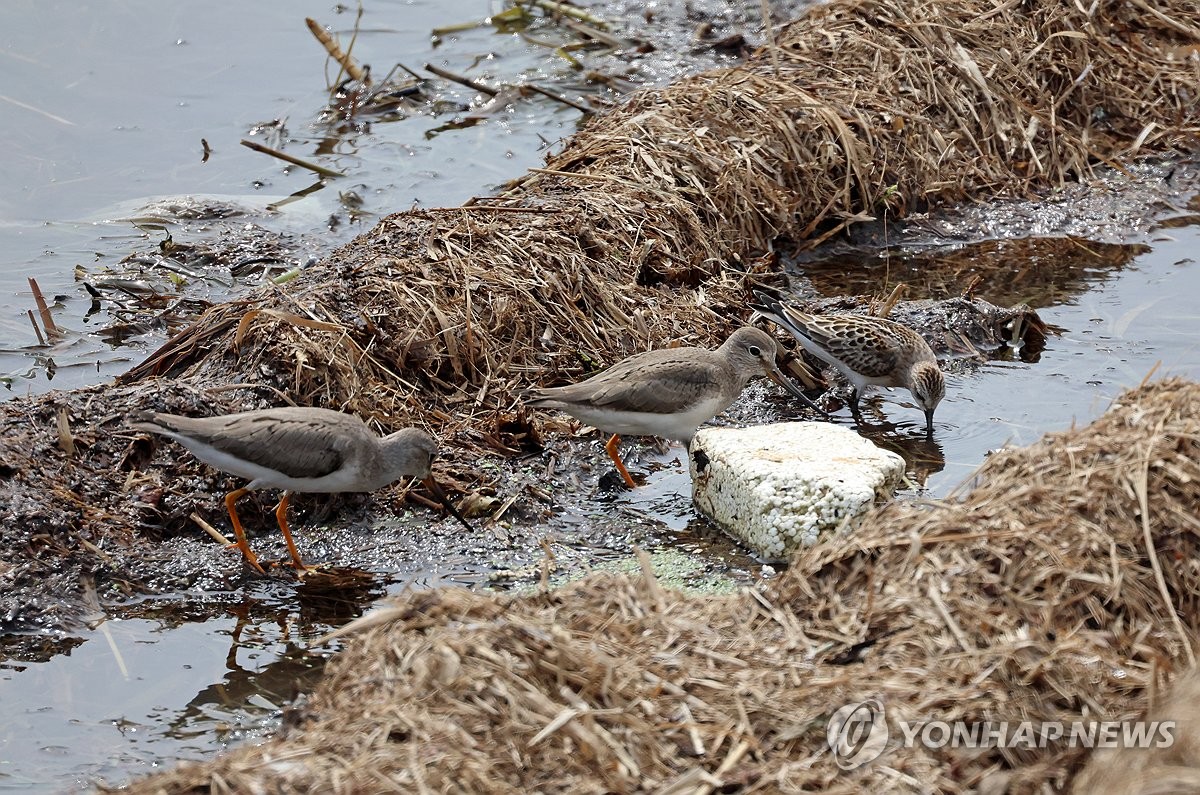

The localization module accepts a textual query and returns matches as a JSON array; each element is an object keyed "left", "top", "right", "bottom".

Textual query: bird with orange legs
[
  {"left": 526, "top": 327, "right": 821, "bottom": 487},
  {"left": 133, "top": 407, "right": 471, "bottom": 573}
]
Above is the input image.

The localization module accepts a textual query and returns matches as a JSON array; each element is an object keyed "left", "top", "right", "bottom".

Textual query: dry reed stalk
[
  {"left": 306, "top": 16, "right": 367, "bottom": 83},
  {"left": 27, "top": 277, "right": 59, "bottom": 337},
  {"left": 423, "top": 62, "right": 498, "bottom": 96},
  {"left": 239, "top": 138, "right": 345, "bottom": 179},
  {"left": 26, "top": 308, "right": 46, "bottom": 346}
]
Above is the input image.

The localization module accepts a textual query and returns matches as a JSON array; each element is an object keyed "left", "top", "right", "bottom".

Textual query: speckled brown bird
[{"left": 752, "top": 291, "right": 946, "bottom": 433}]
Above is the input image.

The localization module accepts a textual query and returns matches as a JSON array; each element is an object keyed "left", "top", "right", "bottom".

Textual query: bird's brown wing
[
  {"left": 784, "top": 313, "right": 901, "bottom": 379},
  {"left": 145, "top": 411, "right": 349, "bottom": 479},
  {"left": 531, "top": 349, "right": 723, "bottom": 415}
]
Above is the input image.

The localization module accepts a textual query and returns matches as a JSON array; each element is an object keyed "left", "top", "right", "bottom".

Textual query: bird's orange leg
[
  {"left": 274, "top": 491, "right": 313, "bottom": 572},
  {"left": 604, "top": 433, "right": 637, "bottom": 488},
  {"left": 224, "top": 488, "right": 266, "bottom": 574}
]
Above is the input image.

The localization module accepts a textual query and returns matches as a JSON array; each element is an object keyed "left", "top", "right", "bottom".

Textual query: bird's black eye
[{"left": 748, "top": 345, "right": 762, "bottom": 357}]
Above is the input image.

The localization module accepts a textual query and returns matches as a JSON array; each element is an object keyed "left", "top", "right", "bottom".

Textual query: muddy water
[
  {"left": 1, "top": 1, "right": 1200, "bottom": 792},
  {"left": 800, "top": 223, "right": 1200, "bottom": 492}
]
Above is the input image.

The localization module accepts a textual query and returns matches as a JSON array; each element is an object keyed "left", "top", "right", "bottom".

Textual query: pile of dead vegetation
[
  {"left": 1, "top": 0, "right": 1196, "bottom": 631},
  {"left": 121, "top": 378, "right": 1200, "bottom": 792},
  {"left": 122, "top": 0, "right": 1200, "bottom": 431}
]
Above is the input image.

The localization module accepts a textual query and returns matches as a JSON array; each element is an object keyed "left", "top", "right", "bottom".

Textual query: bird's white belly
[{"left": 566, "top": 396, "right": 725, "bottom": 443}]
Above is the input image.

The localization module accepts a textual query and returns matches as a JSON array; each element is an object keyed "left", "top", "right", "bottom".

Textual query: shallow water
[
  {"left": 2, "top": 613, "right": 318, "bottom": 789},
  {"left": 0, "top": 0, "right": 576, "bottom": 395},
  {"left": 1, "top": 0, "right": 1200, "bottom": 791}
]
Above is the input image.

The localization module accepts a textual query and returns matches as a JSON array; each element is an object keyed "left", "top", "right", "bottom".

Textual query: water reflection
[
  {"left": 0, "top": 583, "right": 392, "bottom": 791},
  {"left": 794, "top": 236, "right": 1149, "bottom": 309}
]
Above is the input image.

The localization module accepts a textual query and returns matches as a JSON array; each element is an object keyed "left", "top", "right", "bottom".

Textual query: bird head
[
  {"left": 721, "top": 326, "right": 824, "bottom": 414},
  {"left": 909, "top": 361, "right": 946, "bottom": 433},
  {"left": 381, "top": 427, "right": 438, "bottom": 480},
  {"left": 381, "top": 427, "right": 474, "bottom": 532}
]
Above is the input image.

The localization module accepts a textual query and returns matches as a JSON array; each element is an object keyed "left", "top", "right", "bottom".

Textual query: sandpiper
[
  {"left": 526, "top": 326, "right": 821, "bottom": 487},
  {"left": 132, "top": 407, "right": 472, "bottom": 573},
  {"left": 751, "top": 290, "right": 945, "bottom": 433}
]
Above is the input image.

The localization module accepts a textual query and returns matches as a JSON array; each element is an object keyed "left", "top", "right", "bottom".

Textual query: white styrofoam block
[{"left": 689, "top": 422, "right": 905, "bottom": 560}]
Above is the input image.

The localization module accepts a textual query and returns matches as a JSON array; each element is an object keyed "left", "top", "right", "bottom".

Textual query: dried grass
[
  {"left": 121, "top": 378, "right": 1200, "bottom": 792},
  {"left": 119, "top": 0, "right": 1200, "bottom": 440},
  {"left": 1071, "top": 668, "right": 1200, "bottom": 794}
]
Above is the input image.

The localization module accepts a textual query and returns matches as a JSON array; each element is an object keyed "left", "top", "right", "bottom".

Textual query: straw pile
[
  {"left": 120, "top": 0, "right": 1200, "bottom": 436},
  {"left": 1072, "top": 667, "right": 1200, "bottom": 793},
  {"left": 121, "top": 377, "right": 1200, "bottom": 792}
]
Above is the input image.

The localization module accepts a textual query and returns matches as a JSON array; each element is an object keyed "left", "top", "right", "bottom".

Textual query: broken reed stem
[
  {"left": 336, "top": 3, "right": 366, "bottom": 89},
  {"left": 56, "top": 406, "right": 75, "bottom": 458},
  {"left": 239, "top": 139, "right": 345, "bottom": 179},
  {"left": 306, "top": 17, "right": 367, "bottom": 82},
  {"left": 28, "top": 277, "right": 59, "bottom": 337},
  {"left": 523, "top": 83, "right": 593, "bottom": 114},
  {"left": 26, "top": 309, "right": 46, "bottom": 346},
  {"left": 189, "top": 512, "right": 233, "bottom": 547},
  {"left": 423, "top": 63, "right": 497, "bottom": 96},
  {"left": 526, "top": 0, "right": 608, "bottom": 27},
  {"left": 877, "top": 283, "right": 907, "bottom": 317},
  {"left": 758, "top": 0, "right": 781, "bottom": 79},
  {"left": 560, "top": 18, "right": 626, "bottom": 49}
]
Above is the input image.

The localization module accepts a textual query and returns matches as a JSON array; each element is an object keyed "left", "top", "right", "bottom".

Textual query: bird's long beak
[
  {"left": 765, "top": 362, "right": 826, "bottom": 416},
  {"left": 422, "top": 476, "right": 476, "bottom": 533},
  {"left": 924, "top": 408, "right": 936, "bottom": 436}
]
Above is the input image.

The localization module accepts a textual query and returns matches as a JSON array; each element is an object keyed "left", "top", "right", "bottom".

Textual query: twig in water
[
  {"left": 306, "top": 17, "right": 367, "bottom": 83},
  {"left": 28, "top": 277, "right": 60, "bottom": 337},
  {"left": 526, "top": 0, "right": 608, "bottom": 27},
  {"left": 240, "top": 139, "right": 344, "bottom": 179},
  {"left": 27, "top": 309, "right": 46, "bottom": 346},
  {"left": 561, "top": 18, "right": 627, "bottom": 49},
  {"left": 523, "top": 83, "right": 593, "bottom": 114},
  {"left": 424, "top": 63, "right": 497, "bottom": 96}
]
